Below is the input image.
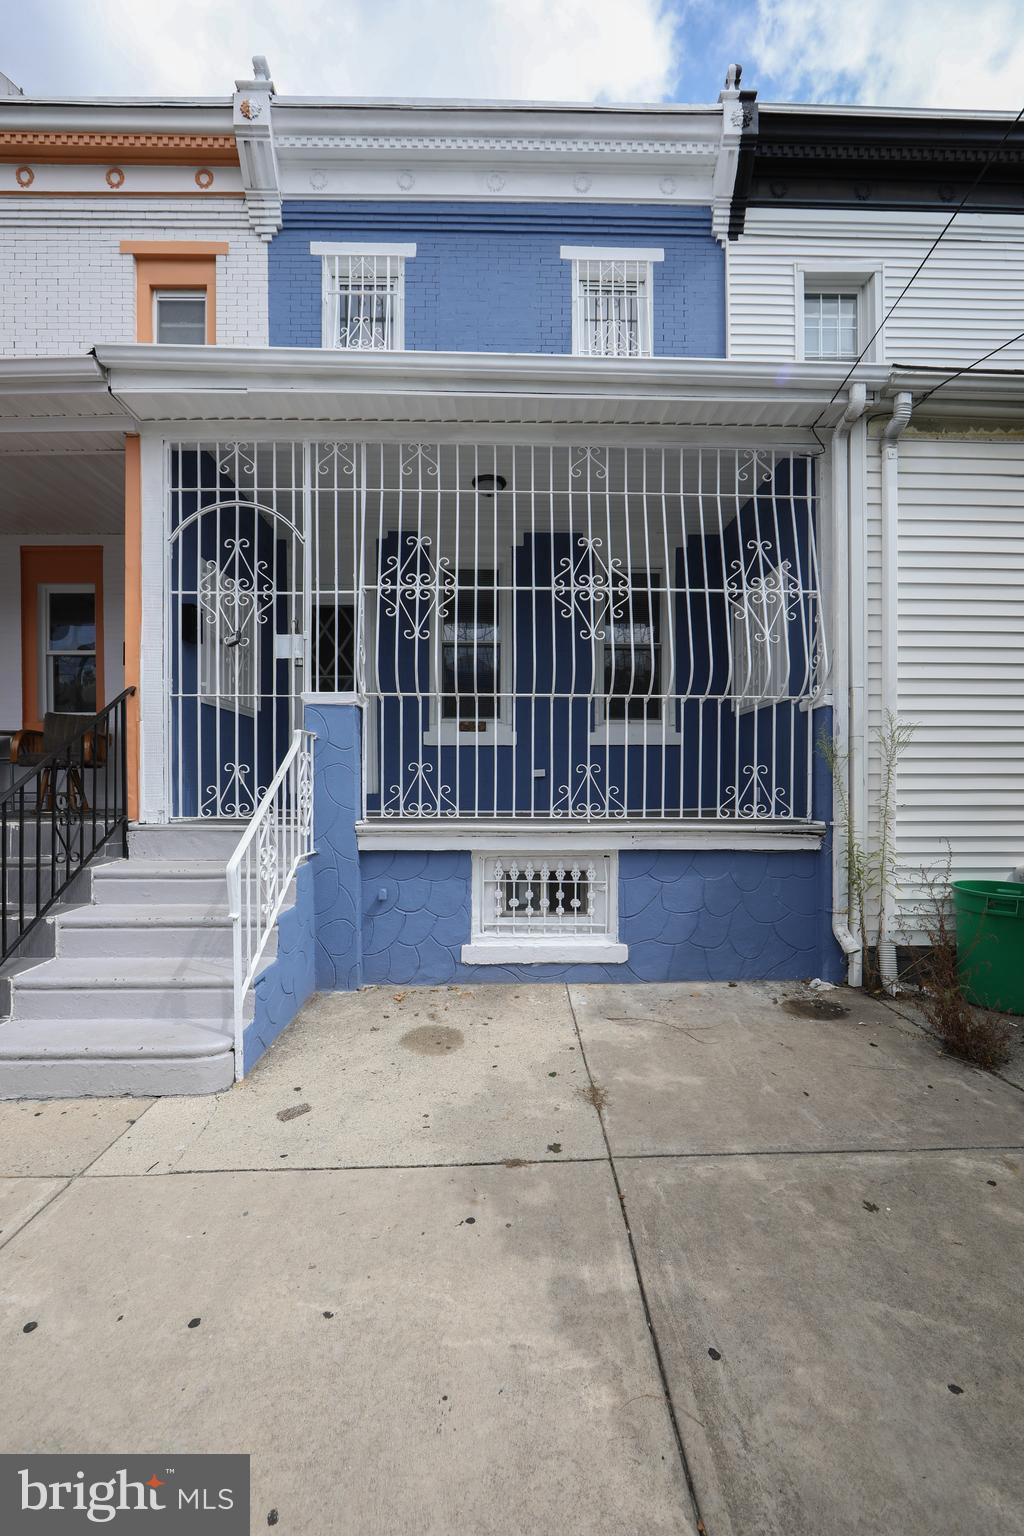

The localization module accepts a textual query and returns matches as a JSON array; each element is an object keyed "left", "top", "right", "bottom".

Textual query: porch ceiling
[
  {"left": 0, "top": 442, "right": 124, "bottom": 532},
  {"left": 95, "top": 345, "right": 891, "bottom": 432}
]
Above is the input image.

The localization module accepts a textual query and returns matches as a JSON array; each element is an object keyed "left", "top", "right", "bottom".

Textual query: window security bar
[
  {"left": 323, "top": 254, "right": 404, "bottom": 351},
  {"left": 167, "top": 442, "right": 825, "bottom": 824},
  {"left": 572, "top": 259, "right": 653, "bottom": 358}
]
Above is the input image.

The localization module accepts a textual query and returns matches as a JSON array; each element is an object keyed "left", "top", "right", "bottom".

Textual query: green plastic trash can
[{"left": 952, "top": 880, "right": 1024, "bottom": 1014}]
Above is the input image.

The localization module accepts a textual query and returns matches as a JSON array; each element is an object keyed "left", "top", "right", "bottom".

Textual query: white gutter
[
  {"left": 878, "top": 390, "right": 914, "bottom": 990},
  {"left": 831, "top": 383, "right": 867, "bottom": 982}
]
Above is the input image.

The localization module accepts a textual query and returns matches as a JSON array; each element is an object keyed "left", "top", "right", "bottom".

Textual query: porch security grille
[
  {"left": 571, "top": 259, "right": 653, "bottom": 357},
  {"left": 480, "top": 855, "right": 612, "bottom": 938},
  {"left": 323, "top": 254, "right": 404, "bottom": 350},
  {"left": 167, "top": 442, "right": 824, "bottom": 823}
]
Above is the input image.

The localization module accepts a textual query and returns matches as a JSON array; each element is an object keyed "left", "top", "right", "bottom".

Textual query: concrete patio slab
[
  {"left": 0, "top": 1162, "right": 695, "bottom": 1536},
  {"left": 88, "top": 986, "right": 604, "bottom": 1175},
  {"left": 0, "top": 1096, "right": 151, "bottom": 1176},
  {"left": 0, "top": 1178, "right": 65, "bottom": 1249},
  {"left": 617, "top": 1147, "right": 1024, "bottom": 1536},
  {"left": 569, "top": 981, "right": 1024, "bottom": 1156}
]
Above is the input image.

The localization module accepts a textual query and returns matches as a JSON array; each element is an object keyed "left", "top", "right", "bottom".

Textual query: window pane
[
  {"left": 156, "top": 296, "right": 206, "bottom": 345},
  {"left": 50, "top": 655, "right": 96, "bottom": 713},
  {"left": 48, "top": 591, "right": 95, "bottom": 651},
  {"left": 440, "top": 572, "right": 499, "bottom": 720},
  {"left": 603, "top": 581, "right": 662, "bottom": 720},
  {"left": 805, "top": 291, "right": 859, "bottom": 359}
]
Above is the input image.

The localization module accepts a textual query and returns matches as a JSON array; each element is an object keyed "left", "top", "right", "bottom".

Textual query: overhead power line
[{"left": 809, "top": 101, "right": 1024, "bottom": 443}]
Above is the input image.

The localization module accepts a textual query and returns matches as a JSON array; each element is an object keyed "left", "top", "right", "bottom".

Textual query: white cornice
[{"left": 275, "top": 133, "right": 717, "bottom": 159}]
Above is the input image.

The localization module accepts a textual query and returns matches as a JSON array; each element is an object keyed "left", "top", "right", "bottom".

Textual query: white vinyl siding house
[
  {"left": 727, "top": 209, "right": 1024, "bottom": 368},
  {"left": 864, "top": 432, "right": 1024, "bottom": 938}
]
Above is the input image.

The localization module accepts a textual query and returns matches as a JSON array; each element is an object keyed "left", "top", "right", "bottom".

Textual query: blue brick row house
[{"left": 3, "top": 61, "right": 1022, "bottom": 1094}]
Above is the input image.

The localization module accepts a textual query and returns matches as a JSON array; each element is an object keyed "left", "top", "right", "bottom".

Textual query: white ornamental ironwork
[
  {"left": 198, "top": 537, "right": 274, "bottom": 644},
  {"left": 553, "top": 536, "right": 628, "bottom": 641},
  {"left": 552, "top": 762, "right": 626, "bottom": 819},
  {"left": 721, "top": 764, "right": 791, "bottom": 820},
  {"left": 382, "top": 761, "right": 458, "bottom": 819},
  {"left": 725, "top": 540, "right": 800, "bottom": 647},
  {"left": 378, "top": 533, "right": 456, "bottom": 641}
]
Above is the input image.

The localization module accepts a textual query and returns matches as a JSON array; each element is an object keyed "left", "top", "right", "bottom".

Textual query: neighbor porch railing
[
  {"left": 226, "top": 728, "right": 315, "bottom": 1078},
  {"left": 1, "top": 689, "right": 134, "bottom": 963}
]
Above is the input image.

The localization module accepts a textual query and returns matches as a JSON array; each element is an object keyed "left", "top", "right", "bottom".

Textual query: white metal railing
[{"left": 226, "top": 728, "right": 315, "bottom": 1078}]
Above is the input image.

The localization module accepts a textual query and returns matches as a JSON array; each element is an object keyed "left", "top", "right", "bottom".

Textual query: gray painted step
[
  {"left": 54, "top": 903, "right": 277, "bottom": 963},
  {"left": 129, "top": 823, "right": 247, "bottom": 860},
  {"left": 10, "top": 957, "right": 250, "bottom": 1023},
  {"left": 91, "top": 861, "right": 228, "bottom": 905},
  {"left": 0, "top": 1018, "right": 232, "bottom": 1098}
]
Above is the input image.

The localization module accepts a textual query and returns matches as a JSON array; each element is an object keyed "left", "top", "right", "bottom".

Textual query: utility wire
[
  {"left": 910, "top": 328, "right": 1024, "bottom": 407},
  {"left": 808, "top": 101, "right": 1024, "bottom": 446}
]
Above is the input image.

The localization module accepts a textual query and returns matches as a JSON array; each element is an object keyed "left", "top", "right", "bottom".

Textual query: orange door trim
[{"left": 20, "top": 546, "right": 105, "bottom": 731}]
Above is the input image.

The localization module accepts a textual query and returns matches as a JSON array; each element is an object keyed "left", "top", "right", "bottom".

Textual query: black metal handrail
[{"left": 1, "top": 688, "right": 135, "bottom": 964}]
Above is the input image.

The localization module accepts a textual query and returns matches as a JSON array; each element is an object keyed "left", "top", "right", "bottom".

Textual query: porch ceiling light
[{"left": 472, "top": 473, "right": 507, "bottom": 495}]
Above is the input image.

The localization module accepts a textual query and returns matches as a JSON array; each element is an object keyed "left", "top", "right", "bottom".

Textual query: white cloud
[
  {"left": 748, "top": 0, "right": 1024, "bottom": 110},
  {"left": 46, "top": 0, "right": 679, "bottom": 102}
]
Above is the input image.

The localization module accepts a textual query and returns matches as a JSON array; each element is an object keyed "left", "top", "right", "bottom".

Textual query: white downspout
[
  {"left": 831, "top": 383, "right": 867, "bottom": 981},
  {"left": 878, "top": 391, "right": 913, "bottom": 990}
]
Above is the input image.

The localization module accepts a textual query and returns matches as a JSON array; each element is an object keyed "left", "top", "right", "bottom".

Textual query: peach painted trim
[
  {"left": 123, "top": 437, "right": 141, "bottom": 822},
  {"left": 0, "top": 132, "right": 238, "bottom": 165},
  {"left": 0, "top": 189, "right": 245, "bottom": 198},
  {"left": 131, "top": 254, "right": 218, "bottom": 343},
  {"left": 120, "top": 240, "right": 229, "bottom": 256},
  {"left": 20, "top": 546, "right": 105, "bottom": 733}
]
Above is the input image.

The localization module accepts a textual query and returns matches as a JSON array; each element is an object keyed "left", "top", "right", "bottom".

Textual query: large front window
[
  {"left": 602, "top": 576, "right": 664, "bottom": 721},
  {"left": 440, "top": 571, "right": 500, "bottom": 724}
]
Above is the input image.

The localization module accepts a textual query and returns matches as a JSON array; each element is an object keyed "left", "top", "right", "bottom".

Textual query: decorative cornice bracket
[{"left": 233, "top": 64, "right": 281, "bottom": 242}]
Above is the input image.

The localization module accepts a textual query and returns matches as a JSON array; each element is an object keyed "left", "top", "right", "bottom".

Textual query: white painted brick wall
[{"left": 0, "top": 198, "right": 267, "bottom": 354}]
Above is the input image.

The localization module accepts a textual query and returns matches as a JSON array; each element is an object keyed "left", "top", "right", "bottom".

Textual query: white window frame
[
  {"left": 462, "top": 849, "right": 627, "bottom": 965},
  {"left": 561, "top": 245, "right": 663, "bottom": 359},
  {"left": 152, "top": 288, "right": 207, "bottom": 346},
  {"left": 730, "top": 554, "right": 794, "bottom": 715},
  {"left": 590, "top": 567, "right": 680, "bottom": 744},
  {"left": 311, "top": 241, "right": 416, "bottom": 352},
  {"left": 795, "top": 264, "right": 884, "bottom": 364},
  {"left": 38, "top": 583, "right": 98, "bottom": 716},
  {"left": 424, "top": 560, "right": 516, "bottom": 747}
]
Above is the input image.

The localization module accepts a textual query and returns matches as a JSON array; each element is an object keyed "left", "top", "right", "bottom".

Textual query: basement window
[{"left": 461, "top": 851, "right": 628, "bottom": 965}]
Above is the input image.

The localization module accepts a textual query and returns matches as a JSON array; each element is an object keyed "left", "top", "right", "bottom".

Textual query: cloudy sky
[{"left": 3, "top": 0, "right": 1023, "bottom": 110}]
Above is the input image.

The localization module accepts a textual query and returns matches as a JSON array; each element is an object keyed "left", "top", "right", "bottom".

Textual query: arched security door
[{"left": 167, "top": 445, "right": 306, "bottom": 819}]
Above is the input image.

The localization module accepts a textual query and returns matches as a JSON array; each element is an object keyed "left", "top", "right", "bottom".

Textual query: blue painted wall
[
  {"left": 270, "top": 202, "right": 725, "bottom": 357},
  {"left": 305, "top": 701, "right": 363, "bottom": 990},
  {"left": 245, "top": 859, "right": 317, "bottom": 1073},
  {"left": 302, "top": 701, "right": 842, "bottom": 991}
]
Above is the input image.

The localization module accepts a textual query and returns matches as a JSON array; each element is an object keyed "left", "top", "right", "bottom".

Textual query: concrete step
[
  {"left": 0, "top": 1017, "right": 233, "bottom": 1098},
  {"left": 53, "top": 903, "right": 270, "bottom": 962},
  {"left": 90, "top": 860, "right": 228, "bottom": 906},
  {"left": 128, "top": 823, "right": 247, "bottom": 860},
  {"left": 10, "top": 956, "right": 248, "bottom": 1023}
]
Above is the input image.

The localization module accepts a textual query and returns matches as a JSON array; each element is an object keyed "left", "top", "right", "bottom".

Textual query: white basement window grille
[
  {"left": 313, "top": 242, "right": 416, "bottom": 351},
  {"left": 462, "top": 851, "right": 628, "bottom": 965},
  {"left": 562, "top": 246, "right": 662, "bottom": 358}
]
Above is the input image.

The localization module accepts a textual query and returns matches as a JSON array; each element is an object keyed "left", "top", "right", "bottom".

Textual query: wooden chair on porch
[{"left": 9, "top": 712, "right": 108, "bottom": 813}]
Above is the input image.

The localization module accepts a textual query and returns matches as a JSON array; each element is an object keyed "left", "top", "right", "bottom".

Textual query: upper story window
[
  {"left": 803, "top": 291, "right": 858, "bottom": 360},
  {"left": 312, "top": 242, "right": 416, "bottom": 351},
  {"left": 561, "top": 246, "right": 663, "bottom": 359},
  {"left": 154, "top": 290, "right": 207, "bottom": 345}
]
